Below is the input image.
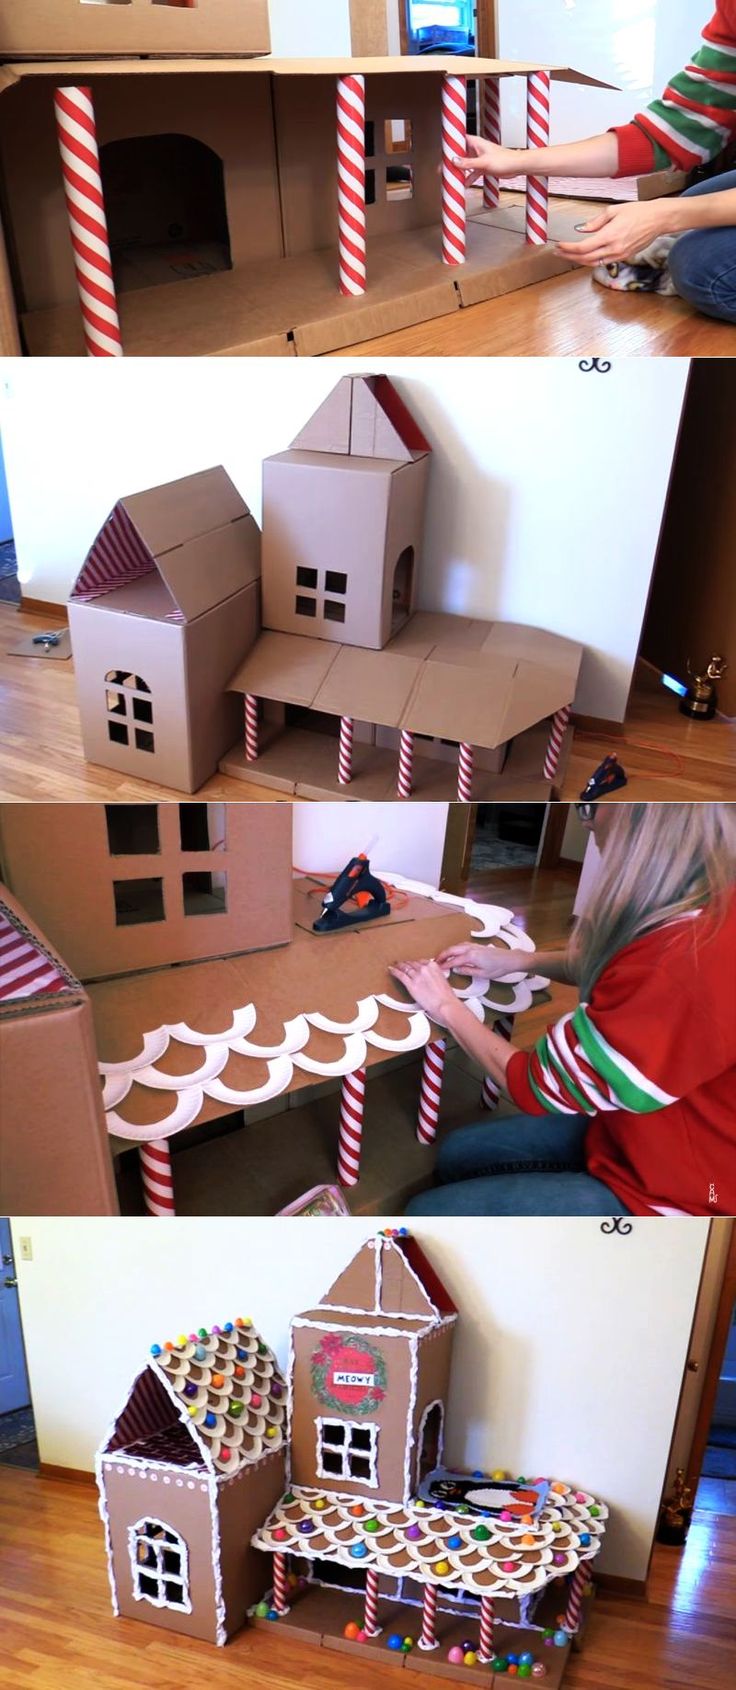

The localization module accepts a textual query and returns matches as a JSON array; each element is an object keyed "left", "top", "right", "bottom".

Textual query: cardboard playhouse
[
  {"left": 222, "top": 374, "right": 583, "bottom": 802},
  {"left": 0, "top": 800, "right": 550, "bottom": 1218},
  {"left": 97, "top": 1231, "right": 608, "bottom": 1683},
  {"left": 0, "top": 22, "right": 612, "bottom": 358}
]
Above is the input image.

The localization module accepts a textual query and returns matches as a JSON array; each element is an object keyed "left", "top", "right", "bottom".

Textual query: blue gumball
[
  {"left": 518, "top": 1654, "right": 534, "bottom": 1667},
  {"left": 506, "top": 1653, "right": 519, "bottom": 1665},
  {"left": 553, "top": 1630, "right": 569, "bottom": 1647},
  {"left": 388, "top": 1633, "right": 404, "bottom": 1651}
]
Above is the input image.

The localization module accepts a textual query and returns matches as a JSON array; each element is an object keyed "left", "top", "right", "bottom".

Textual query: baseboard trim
[
  {"left": 38, "top": 1462, "right": 95, "bottom": 1486},
  {"left": 594, "top": 1573, "right": 647, "bottom": 1597},
  {"left": 20, "top": 596, "right": 68, "bottom": 621}
]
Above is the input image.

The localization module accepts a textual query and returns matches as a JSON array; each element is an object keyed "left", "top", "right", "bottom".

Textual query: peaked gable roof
[
  {"left": 71, "top": 468, "right": 260, "bottom": 623},
  {"left": 317, "top": 1232, "right": 456, "bottom": 1324},
  {"left": 290, "top": 375, "right": 430, "bottom": 464}
]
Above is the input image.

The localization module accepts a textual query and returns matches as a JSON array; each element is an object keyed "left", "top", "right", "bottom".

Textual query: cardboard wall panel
[
  {"left": 68, "top": 602, "right": 195, "bottom": 792},
  {"left": 290, "top": 1322, "right": 412, "bottom": 1503},
  {"left": 0, "top": 0, "right": 271, "bottom": 60},
  {"left": 103, "top": 1464, "right": 220, "bottom": 1645},
  {"left": 184, "top": 581, "right": 261, "bottom": 790}
]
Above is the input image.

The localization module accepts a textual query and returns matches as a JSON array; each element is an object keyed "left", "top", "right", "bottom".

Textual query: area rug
[
  {"left": 0, "top": 538, "right": 20, "bottom": 604},
  {"left": 0, "top": 1406, "right": 35, "bottom": 1451}
]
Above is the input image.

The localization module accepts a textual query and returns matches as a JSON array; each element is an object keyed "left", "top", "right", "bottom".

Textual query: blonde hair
[{"left": 569, "top": 803, "right": 736, "bottom": 999}]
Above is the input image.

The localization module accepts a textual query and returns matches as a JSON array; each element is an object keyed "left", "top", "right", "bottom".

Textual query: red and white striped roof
[{"left": 0, "top": 904, "right": 75, "bottom": 1006}]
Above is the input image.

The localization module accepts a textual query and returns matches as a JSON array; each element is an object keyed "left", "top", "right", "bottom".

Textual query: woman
[
  {"left": 456, "top": 3, "right": 736, "bottom": 322},
  {"left": 391, "top": 804, "right": 736, "bottom": 1218}
]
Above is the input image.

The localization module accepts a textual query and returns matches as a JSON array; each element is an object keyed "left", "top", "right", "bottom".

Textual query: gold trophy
[{"left": 680, "top": 655, "right": 728, "bottom": 721}]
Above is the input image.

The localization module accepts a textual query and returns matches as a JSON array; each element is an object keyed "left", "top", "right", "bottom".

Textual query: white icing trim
[
  {"left": 95, "top": 1454, "right": 120, "bottom": 1617},
  {"left": 128, "top": 1516, "right": 193, "bottom": 1615},
  {"left": 292, "top": 1315, "right": 437, "bottom": 1341},
  {"left": 415, "top": 1399, "right": 445, "bottom": 1493},
  {"left": 404, "top": 1337, "right": 419, "bottom": 1507},
  {"left": 306, "top": 998, "right": 380, "bottom": 1035},
  {"left": 386, "top": 1236, "right": 440, "bottom": 1320},
  {"left": 204, "top": 1054, "right": 294, "bottom": 1107},
  {"left": 373, "top": 1236, "right": 382, "bottom": 1316},
  {"left": 315, "top": 1417, "right": 379, "bottom": 1490},
  {"left": 310, "top": 1302, "right": 429, "bottom": 1323},
  {"left": 292, "top": 1032, "right": 366, "bottom": 1077},
  {"left": 209, "top": 1472, "right": 227, "bottom": 1645}
]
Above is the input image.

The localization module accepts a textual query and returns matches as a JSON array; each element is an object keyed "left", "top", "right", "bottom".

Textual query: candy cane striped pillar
[
  {"left": 457, "top": 742, "right": 474, "bottom": 802},
  {"left": 526, "top": 71, "right": 551, "bottom": 245},
  {"left": 397, "top": 729, "right": 414, "bottom": 799},
  {"left": 562, "top": 1563, "right": 589, "bottom": 1633},
  {"left": 477, "top": 1596, "right": 496, "bottom": 1661},
  {"left": 481, "top": 1014, "right": 514, "bottom": 1111},
  {"left": 418, "top": 1582, "right": 439, "bottom": 1650},
  {"left": 441, "top": 74, "right": 468, "bottom": 265},
  {"left": 139, "top": 1141, "right": 176, "bottom": 1217},
  {"left": 337, "top": 1067, "right": 367, "bottom": 1187},
  {"left": 481, "top": 77, "right": 501, "bottom": 210},
  {"left": 337, "top": 74, "right": 367, "bottom": 295},
  {"left": 272, "top": 1552, "right": 290, "bottom": 1616},
  {"left": 417, "top": 1038, "right": 446, "bottom": 1145},
  {"left": 543, "top": 705, "right": 571, "bottom": 781},
  {"left": 54, "top": 87, "right": 123, "bottom": 358},
  {"left": 338, "top": 716, "right": 354, "bottom": 786},
  {"left": 244, "top": 694, "right": 259, "bottom": 763},
  {"left": 363, "top": 1567, "right": 381, "bottom": 1637}
]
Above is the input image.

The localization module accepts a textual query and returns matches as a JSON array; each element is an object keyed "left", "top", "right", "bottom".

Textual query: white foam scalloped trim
[
  {"left": 292, "top": 1031, "right": 367, "bottom": 1077},
  {"left": 305, "top": 997, "right": 380, "bottom": 1035},
  {"left": 164, "top": 1004, "right": 258, "bottom": 1046},
  {"left": 230, "top": 1014, "right": 311, "bottom": 1057},
  {"left": 366, "top": 1011, "right": 431, "bottom": 1053},
  {"left": 99, "top": 1026, "right": 171, "bottom": 1075},
  {"left": 204, "top": 1054, "right": 294, "bottom": 1106},
  {"left": 106, "top": 1086, "right": 205, "bottom": 1143},
  {"left": 102, "top": 1073, "right": 133, "bottom": 1109},
  {"left": 135, "top": 1044, "right": 231, "bottom": 1090}
]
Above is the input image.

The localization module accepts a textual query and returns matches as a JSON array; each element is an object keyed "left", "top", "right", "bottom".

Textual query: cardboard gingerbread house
[
  {"left": 96, "top": 1314, "right": 287, "bottom": 1646},
  {"left": 0, "top": 1, "right": 272, "bottom": 61},
  {"left": 67, "top": 467, "right": 261, "bottom": 792},
  {"left": 0, "top": 43, "right": 612, "bottom": 358}
]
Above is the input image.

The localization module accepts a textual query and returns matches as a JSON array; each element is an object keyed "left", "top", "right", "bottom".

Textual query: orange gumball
[
  {"left": 212, "top": 1372, "right": 225, "bottom": 1389},
  {"left": 551, "top": 1483, "right": 566, "bottom": 1495},
  {"left": 350, "top": 1504, "right": 365, "bottom": 1517},
  {"left": 521, "top": 1534, "right": 536, "bottom": 1546},
  {"left": 234, "top": 1365, "right": 245, "bottom": 1379},
  {"left": 344, "top": 1622, "right": 361, "bottom": 1641}
]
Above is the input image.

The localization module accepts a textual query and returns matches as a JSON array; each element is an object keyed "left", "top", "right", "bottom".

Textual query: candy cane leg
[
  {"left": 543, "top": 705, "right": 571, "bottom": 782},
  {"left": 563, "top": 1563, "right": 590, "bottom": 1634},
  {"left": 441, "top": 74, "right": 467, "bottom": 265},
  {"left": 363, "top": 1567, "right": 381, "bottom": 1637},
  {"left": 457, "top": 742, "right": 474, "bottom": 802},
  {"left": 397, "top": 729, "right": 414, "bottom": 799},
  {"left": 481, "top": 77, "right": 501, "bottom": 210},
  {"left": 418, "top": 1582, "right": 439, "bottom": 1650},
  {"left": 139, "top": 1141, "right": 176, "bottom": 1217},
  {"left": 272, "top": 1552, "right": 290, "bottom": 1616},
  {"left": 245, "top": 694, "right": 259, "bottom": 763},
  {"left": 526, "top": 71, "right": 551, "bottom": 246},
  {"left": 54, "top": 86, "right": 122, "bottom": 358},
  {"left": 337, "top": 74, "right": 366, "bottom": 295},
  {"left": 417, "top": 1038, "right": 446, "bottom": 1145},
  {"left": 477, "top": 1596, "right": 496, "bottom": 1662},
  {"left": 337, "top": 1067, "right": 366, "bottom": 1187},
  {"left": 338, "top": 716, "right": 354, "bottom": 786},
  {"left": 481, "top": 1014, "right": 514, "bottom": 1111}
]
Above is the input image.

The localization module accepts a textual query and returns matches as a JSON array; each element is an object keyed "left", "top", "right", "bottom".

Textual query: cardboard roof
[
  {"left": 290, "top": 375, "right": 431, "bottom": 463},
  {"left": 315, "top": 1234, "right": 456, "bottom": 1324},
  {"left": 226, "top": 614, "right": 583, "bottom": 749},
  {"left": 101, "top": 1317, "right": 287, "bottom": 1481},
  {"left": 0, "top": 59, "right": 616, "bottom": 88},
  {"left": 0, "top": 893, "right": 81, "bottom": 1012},
  {"left": 70, "top": 468, "right": 259, "bottom": 623}
]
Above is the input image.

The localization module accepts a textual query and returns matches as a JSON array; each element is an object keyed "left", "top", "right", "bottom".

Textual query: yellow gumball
[
  {"left": 464, "top": 1652, "right": 477, "bottom": 1667},
  {"left": 435, "top": 1560, "right": 450, "bottom": 1576},
  {"left": 491, "top": 1469, "right": 507, "bottom": 1481}
]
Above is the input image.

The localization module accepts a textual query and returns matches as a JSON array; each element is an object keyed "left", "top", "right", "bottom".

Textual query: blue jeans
[
  {"left": 668, "top": 168, "right": 736, "bottom": 323},
  {"left": 404, "top": 1114, "right": 632, "bottom": 1217}
]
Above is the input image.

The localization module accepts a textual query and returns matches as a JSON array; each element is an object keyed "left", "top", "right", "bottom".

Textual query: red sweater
[
  {"left": 506, "top": 896, "right": 736, "bottom": 1217},
  {"left": 613, "top": 4, "right": 736, "bottom": 175}
]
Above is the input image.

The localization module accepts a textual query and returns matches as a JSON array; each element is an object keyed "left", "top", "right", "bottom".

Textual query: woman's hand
[
  {"left": 389, "top": 959, "right": 458, "bottom": 1026},
  {"left": 451, "top": 135, "right": 521, "bottom": 182},
  {"left": 435, "top": 944, "right": 527, "bottom": 979},
  {"left": 557, "top": 200, "right": 676, "bottom": 267}
]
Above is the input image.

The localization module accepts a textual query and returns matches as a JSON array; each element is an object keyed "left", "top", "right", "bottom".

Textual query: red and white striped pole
[
  {"left": 337, "top": 74, "right": 367, "bottom": 295},
  {"left": 338, "top": 716, "right": 354, "bottom": 786},
  {"left": 397, "top": 729, "right": 414, "bottom": 799},
  {"left": 481, "top": 77, "right": 502, "bottom": 210},
  {"left": 441, "top": 74, "right": 468, "bottom": 265},
  {"left": 245, "top": 693, "right": 259, "bottom": 763},
  {"left": 272, "top": 1552, "right": 290, "bottom": 1616},
  {"left": 457, "top": 742, "right": 474, "bottom": 802},
  {"left": 418, "top": 1582, "right": 439, "bottom": 1650},
  {"left": 543, "top": 704, "right": 571, "bottom": 782},
  {"left": 477, "top": 1595, "right": 496, "bottom": 1662},
  {"left": 562, "top": 1563, "right": 589, "bottom": 1634},
  {"left": 525, "top": 71, "right": 551, "bottom": 246},
  {"left": 54, "top": 86, "right": 123, "bottom": 357},
  {"left": 417, "top": 1038, "right": 446, "bottom": 1145},
  {"left": 337, "top": 1067, "right": 367, "bottom": 1187},
  {"left": 481, "top": 1014, "right": 514, "bottom": 1111},
  {"left": 139, "top": 1141, "right": 176, "bottom": 1217},
  {"left": 363, "top": 1567, "right": 381, "bottom": 1637}
]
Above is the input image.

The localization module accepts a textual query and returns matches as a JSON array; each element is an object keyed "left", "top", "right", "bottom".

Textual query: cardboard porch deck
[{"left": 0, "top": 56, "right": 613, "bottom": 358}]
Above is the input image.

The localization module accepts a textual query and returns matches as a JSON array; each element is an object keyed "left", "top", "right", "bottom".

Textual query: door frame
[{"left": 684, "top": 1219, "right": 736, "bottom": 1494}]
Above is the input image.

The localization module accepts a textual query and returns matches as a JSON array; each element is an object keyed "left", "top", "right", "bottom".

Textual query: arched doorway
[
  {"left": 99, "top": 134, "right": 232, "bottom": 292},
  {"left": 416, "top": 1401, "right": 444, "bottom": 1487},
  {"left": 391, "top": 545, "right": 414, "bottom": 634}
]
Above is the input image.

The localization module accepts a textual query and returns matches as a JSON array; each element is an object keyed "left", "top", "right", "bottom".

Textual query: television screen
[{"left": 407, "top": 1, "right": 474, "bottom": 50}]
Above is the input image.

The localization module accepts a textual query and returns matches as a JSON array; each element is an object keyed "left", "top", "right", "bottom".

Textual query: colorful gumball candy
[
  {"left": 255, "top": 1601, "right": 270, "bottom": 1618},
  {"left": 518, "top": 1669, "right": 532, "bottom": 1681},
  {"left": 553, "top": 1631, "right": 569, "bottom": 1647},
  {"left": 387, "top": 1633, "right": 403, "bottom": 1651},
  {"left": 518, "top": 1656, "right": 534, "bottom": 1667},
  {"left": 344, "top": 1622, "right": 360, "bottom": 1640},
  {"left": 531, "top": 1666, "right": 547, "bottom": 1680},
  {"left": 447, "top": 1646, "right": 464, "bottom": 1665},
  {"left": 464, "top": 1651, "right": 477, "bottom": 1666},
  {"left": 491, "top": 1658, "right": 508, "bottom": 1672}
]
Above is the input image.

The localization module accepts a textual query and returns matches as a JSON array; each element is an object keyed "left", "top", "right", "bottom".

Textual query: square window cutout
[
  {"left": 296, "top": 566, "right": 318, "bottom": 589},
  {"left": 106, "top": 691, "right": 126, "bottom": 715},
  {"left": 133, "top": 697, "right": 153, "bottom": 724},
  {"left": 384, "top": 119, "right": 413, "bottom": 155},
  {"left": 108, "top": 720, "right": 129, "bottom": 746},
  {"left": 325, "top": 571, "right": 347, "bottom": 595},
  {"left": 179, "top": 804, "right": 226, "bottom": 853},
  {"left": 324, "top": 600, "right": 346, "bottom": 623},
  {"left": 182, "top": 871, "right": 227, "bottom": 917},
  {"left": 113, "top": 878, "right": 165, "bottom": 927},
  {"left": 105, "top": 805, "right": 160, "bottom": 856},
  {"left": 295, "top": 595, "right": 317, "bottom": 617},
  {"left": 135, "top": 729, "right": 155, "bottom": 753}
]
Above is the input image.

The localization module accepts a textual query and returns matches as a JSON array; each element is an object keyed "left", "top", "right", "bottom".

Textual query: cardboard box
[
  {"left": 0, "top": 1, "right": 271, "bottom": 60},
  {"left": 66, "top": 468, "right": 262, "bottom": 793},
  {"left": 0, "top": 57, "right": 613, "bottom": 358},
  {"left": 262, "top": 376, "right": 430, "bottom": 651},
  {"left": 0, "top": 802, "right": 293, "bottom": 982},
  {"left": 0, "top": 883, "right": 118, "bottom": 1215}
]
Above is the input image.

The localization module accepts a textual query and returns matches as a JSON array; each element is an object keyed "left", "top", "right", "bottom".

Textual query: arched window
[
  {"left": 129, "top": 1518, "right": 192, "bottom": 1613},
  {"left": 104, "top": 671, "right": 155, "bottom": 753}
]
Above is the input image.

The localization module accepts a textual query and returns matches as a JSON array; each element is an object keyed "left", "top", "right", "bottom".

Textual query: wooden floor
[
  {"left": 2, "top": 605, "right": 733, "bottom": 802},
  {"left": 0, "top": 1466, "right": 734, "bottom": 1689}
]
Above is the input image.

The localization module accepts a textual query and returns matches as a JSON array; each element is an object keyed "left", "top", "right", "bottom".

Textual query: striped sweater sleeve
[{"left": 611, "top": 3, "right": 736, "bottom": 175}]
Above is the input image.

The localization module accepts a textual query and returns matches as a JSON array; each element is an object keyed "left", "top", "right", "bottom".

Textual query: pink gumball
[
  {"left": 531, "top": 1666, "right": 547, "bottom": 1679},
  {"left": 356, "top": 1630, "right": 367, "bottom": 1644},
  {"left": 448, "top": 1646, "right": 464, "bottom": 1665},
  {"left": 500, "top": 1509, "right": 512, "bottom": 1522}
]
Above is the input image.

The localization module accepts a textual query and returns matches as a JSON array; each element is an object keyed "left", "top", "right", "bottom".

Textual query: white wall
[
  {"left": 0, "top": 357, "right": 690, "bottom": 720},
  {"left": 293, "top": 802, "right": 449, "bottom": 886},
  {"left": 268, "top": 0, "right": 352, "bottom": 56},
  {"left": 11, "top": 1215, "right": 707, "bottom": 1580}
]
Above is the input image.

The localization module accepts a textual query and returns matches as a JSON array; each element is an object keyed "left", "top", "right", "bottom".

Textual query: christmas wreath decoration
[{"left": 311, "top": 1333, "right": 387, "bottom": 1416}]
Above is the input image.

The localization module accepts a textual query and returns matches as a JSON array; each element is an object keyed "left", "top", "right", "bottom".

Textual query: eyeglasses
[{"left": 575, "top": 802, "right": 599, "bottom": 823}]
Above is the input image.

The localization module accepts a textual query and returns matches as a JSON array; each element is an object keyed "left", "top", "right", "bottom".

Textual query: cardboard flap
[
  {"left": 379, "top": 1239, "right": 439, "bottom": 1319},
  {"left": 389, "top": 612, "right": 477, "bottom": 658},
  {"left": 71, "top": 502, "right": 155, "bottom": 604},
  {"left": 226, "top": 631, "right": 337, "bottom": 706},
  {"left": 311, "top": 646, "right": 421, "bottom": 730},
  {"left": 403, "top": 655, "right": 518, "bottom": 748},
  {"left": 350, "top": 376, "right": 414, "bottom": 462},
  {"left": 154, "top": 515, "right": 261, "bottom": 624},
  {"left": 290, "top": 377, "right": 353, "bottom": 453},
  {"left": 481, "top": 621, "right": 582, "bottom": 679},
  {"left": 123, "top": 468, "right": 249, "bottom": 557},
  {"left": 499, "top": 659, "right": 577, "bottom": 742}
]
